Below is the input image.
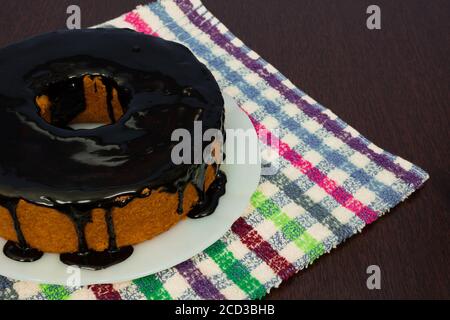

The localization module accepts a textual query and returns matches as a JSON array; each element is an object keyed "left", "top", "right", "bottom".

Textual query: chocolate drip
[
  {"left": 3, "top": 241, "right": 43, "bottom": 263},
  {"left": 177, "top": 184, "right": 186, "bottom": 214},
  {"left": 188, "top": 171, "right": 227, "bottom": 219},
  {"left": 0, "top": 197, "right": 43, "bottom": 262},
  {"left": 60, "top": 246, "right": 134, "bottom": 271},
  {"left": 105, "top": 208, "right": 118, "bottom": 252},
  {"left": 61, "top": 205, "right": 92, "bottom": 253},
  {"left": 191, "top": 164, "right": 208, "bottom": 203},
  {"left": 59, "top": 205, "right": 134, "bottom": 270},
  {"left": 172, "top": 164, "right": 227, "bottom": 219},
  {"left": 175, "top": 164, "right": 212, "bottom": 215},
  {"left": 0, "top": 198, "right": 26, "bottom": 248},
  {"left": 104, "top": 78, "right": 117, "bottom": 124}
]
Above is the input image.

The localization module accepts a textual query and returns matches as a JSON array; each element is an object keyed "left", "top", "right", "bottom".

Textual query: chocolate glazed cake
[{"left": 0, "top": 29, "right": 226, "bottom": 270}]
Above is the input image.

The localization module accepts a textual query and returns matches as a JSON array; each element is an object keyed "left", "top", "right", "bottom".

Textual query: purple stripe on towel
[{"left": 176, "top": 260, "right": 225, "bottom": 300}]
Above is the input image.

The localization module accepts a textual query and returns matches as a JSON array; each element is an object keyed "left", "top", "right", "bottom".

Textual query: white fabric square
[
  {"left": 258, "top": 181, "right": 279, "bottom": 197},
  {"left": 226, "top": 59, "right": 242, "bottom": 71},
  {"left": 350, "top": 152, "right": 371, "bottom": 168},
  {"left": 279, "top": 242, "right": 305, "bottom": 263},
  {"left": 244, "top": 73, "right": 261, "bottom": 86},
  {"left": 251, "top": 264, "right": 276, "bottom": 284},
  {"left": 220, "top": 286, "right": 247, "bottom": 300},
  {"left": 241, "top": 101, "right": 260, "bottom": 114},
  {"left": 13, "top": 282, "right": 41, "bottom": 299},
  {"left": 255, "top": 219, "right": 278, "bottom": 239},
  {"left": 262, "top": 88, "right": 280, "bottom": 100},
  {"left": 261, "top": 116, "right": 279, "bottom": 130},
  {"left": 227, "top": 240, "right": 249, "bottom": 260},
  {"left": 231, "top": 37, "right": 244, "bottom": 47},
  {"left": 163, "top": 273, "right": 190, "bottom": 299},
  {"left": 327, "top": 168, "right": 349, "bottom": 185},
  {"left": 247, "top": 50, "right": 259, "bottom": 60},
  {"left": 307, "top": 223, "right": 332, "bottom": 242},
  {"left": 304, "top": 185, "right": 328, "bottom": 203},
  {"left": 354, "top": 187, "right": 376, "bottom": 205},
  {"left": 303, "top": 150, "right": 323, "bottom": 166},
  {"left": 224, "top": 85, "right": 240, "bottom": 97},
  {"left": 302, "top": 119, "right": 321, "bottom": 133},
  {"left": 376, "top": 169, "right": 397, "bottom": 185},
  {"left": 332, "top": 206, "right": 354, "bottom": 224},
  {"left": 283, "top": 133, "right": 300, "bottom": 148},
  {"left": 324, "top": 136, "right": 344, "bottom": 149},
  {"left": 282, "top": 165, "right": 301, "bottom": 181},
  {"left": 282, "top": 79, "right": 296, "bottom": 89},
  {"left": 283, "top": 103, "right": 300, "bottom": 116},
  {"left": 282, "top": 202, "right": 306, "bottom": 219},
  {"left": 196, "top": 259, "right": 223, "bottom": 277}
]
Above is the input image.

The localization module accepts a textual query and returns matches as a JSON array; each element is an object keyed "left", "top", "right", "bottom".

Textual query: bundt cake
[{"left": 0, "top": 29, "right": 226, "bottom": 269}]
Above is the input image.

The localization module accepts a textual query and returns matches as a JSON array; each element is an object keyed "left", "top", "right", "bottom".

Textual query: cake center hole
[{"left": 35, "top": 75, "right": 130, "bottom": 129}]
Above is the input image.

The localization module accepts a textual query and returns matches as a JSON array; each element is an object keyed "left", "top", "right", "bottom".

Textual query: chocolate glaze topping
[{"left": 0, "top": 29, "right": 226, "bottom": 269}]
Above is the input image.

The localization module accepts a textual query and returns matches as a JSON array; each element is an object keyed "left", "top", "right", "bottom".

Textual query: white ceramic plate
[{"left": 0, "top": 94, "right": 261, "bottom": 286}]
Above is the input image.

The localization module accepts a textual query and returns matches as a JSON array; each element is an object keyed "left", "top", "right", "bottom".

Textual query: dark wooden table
[{"left": 0, "top": 0, "right": 448, "bottom": 300}]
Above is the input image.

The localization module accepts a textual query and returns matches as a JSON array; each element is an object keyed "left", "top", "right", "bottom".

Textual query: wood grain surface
[{"left": 0, "top": 0, "right": 448, "bottom": 300}]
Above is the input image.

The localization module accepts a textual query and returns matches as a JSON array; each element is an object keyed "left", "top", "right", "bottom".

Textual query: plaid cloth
[{"left": 0, "top": 0, "right": 428, "bottom": 300}]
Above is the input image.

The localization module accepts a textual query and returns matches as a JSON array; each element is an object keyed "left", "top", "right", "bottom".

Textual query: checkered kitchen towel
[{"left": 0, "top": 0, "right": 428, "bottom": 300}]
